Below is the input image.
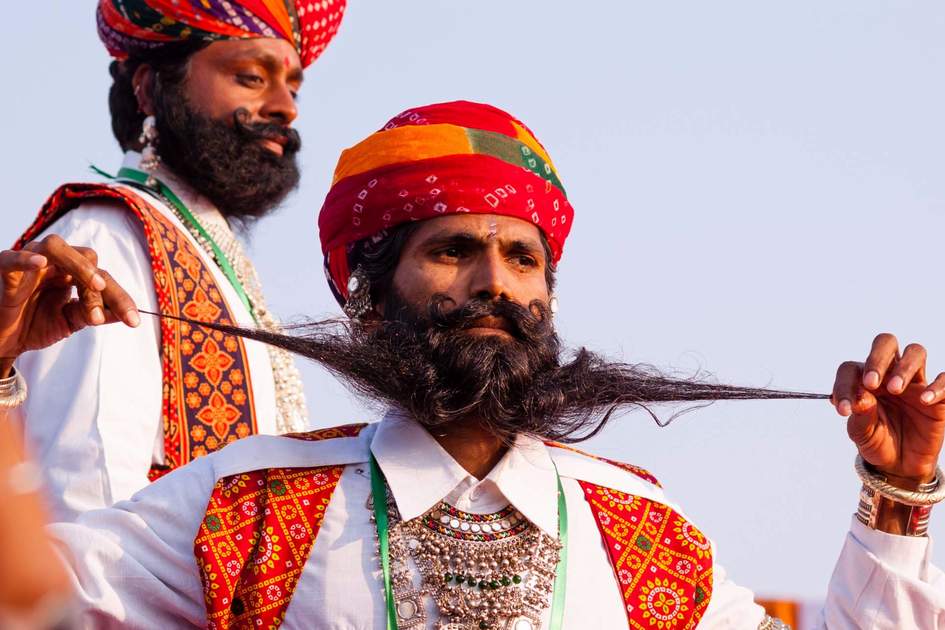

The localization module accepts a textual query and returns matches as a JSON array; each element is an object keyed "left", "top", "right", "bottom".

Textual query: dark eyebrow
[
  {"left": 419, "top": 230, "right": 545, "bottom": 260},
  {"left": 507, "top": 238, "right": 544, "bottom": 255},
  {"left": 419, "top": 230, "right": 482, "bottom": 248}
]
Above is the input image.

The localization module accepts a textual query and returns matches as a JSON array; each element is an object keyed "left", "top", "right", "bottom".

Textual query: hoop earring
[
  {"left": 138, "top": 115, "right": 160, "bottom": 188},
  {"left": 549, "top": 295, "right": 559, "bottom": 316},
  {"left": 343, "top": 267, "right": 373, "bottom": 320}
]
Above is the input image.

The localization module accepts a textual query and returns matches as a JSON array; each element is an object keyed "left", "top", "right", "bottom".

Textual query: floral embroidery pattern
[{"left": 18, "top": 184, "right": 258, "bottom": 480}]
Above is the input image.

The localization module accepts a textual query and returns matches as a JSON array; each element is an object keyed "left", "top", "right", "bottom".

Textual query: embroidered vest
[
  {"left": 193, "top": 426, "right": 714, "bottom": 629},
  {"left": 16, "top": 183, "right": 259, "bottom": 480}
]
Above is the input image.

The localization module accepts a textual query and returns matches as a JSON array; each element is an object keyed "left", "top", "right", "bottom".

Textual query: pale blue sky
[{"left": 4, "top": 1, "right": 945, "bottom": 602}]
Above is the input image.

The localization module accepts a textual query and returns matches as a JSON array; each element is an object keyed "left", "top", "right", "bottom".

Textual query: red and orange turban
[
  {"left": 318, "top": 100, "right": 575, "bottom": 303},
  {"left": 97, "top": 0, "right": 346, "bottom": 68}
]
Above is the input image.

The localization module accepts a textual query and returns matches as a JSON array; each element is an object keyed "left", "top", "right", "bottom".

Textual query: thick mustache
[
  {"left": 232, "top": 108, "right": 302, "bottom": 154},
  {"left": 426, "top": 295, "right": 553, "bottom": 341}
]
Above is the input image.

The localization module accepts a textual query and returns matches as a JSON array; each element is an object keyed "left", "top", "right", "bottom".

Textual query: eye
[
  {"left": 433, "top": 246, "right": 465, "bottom": 261},
  {"left": 510, "top": 254, "right": 538, "bottom": 268},
  {"left": 237, "top": 73, "right": 264, "bottom": 87}
]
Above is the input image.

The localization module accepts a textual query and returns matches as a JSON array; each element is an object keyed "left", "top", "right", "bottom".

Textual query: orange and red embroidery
[
  {"left": 17, "top": 183, "right": 257, "bottom": 479},
  {"left": 192, "top": 425, "right": 712, "bottom": 628},
  {"left": 579, "top": 481, "right": 713, "bottom": 629},
  {"left": 195, "top": 465, "right": 345, "bottom": 630},
  {"left": 194, "top": 426, "right": 364, "bottom": 629}
]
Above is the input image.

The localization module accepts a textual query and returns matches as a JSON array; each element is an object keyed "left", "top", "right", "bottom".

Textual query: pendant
[{"left": 504, "top": 616, "right": 538, "bottom": 630}]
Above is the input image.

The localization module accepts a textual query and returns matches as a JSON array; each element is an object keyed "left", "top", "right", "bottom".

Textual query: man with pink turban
[{"left": 11, "top": 0, "right": 347, "bottom": 523}]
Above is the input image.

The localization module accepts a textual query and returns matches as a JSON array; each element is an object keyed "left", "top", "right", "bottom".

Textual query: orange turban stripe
[
  {"left": 318, "top": 101, "right": 575, "bottom": 303},
  {"left": 97, "top": 0, "right": 346, "bottom": 68}
]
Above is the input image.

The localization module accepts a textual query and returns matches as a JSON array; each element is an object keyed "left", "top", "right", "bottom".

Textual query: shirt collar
[{"left": 370, "top": 411, "right": 560, "bottom": 538}]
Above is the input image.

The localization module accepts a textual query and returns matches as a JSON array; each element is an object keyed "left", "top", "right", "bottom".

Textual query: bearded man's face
[
  {"left": 383, "top": 214, "right": 553, "bottom": 329},
  {"left": 149, "top": 38, "right": 304, "bottom": 221}
]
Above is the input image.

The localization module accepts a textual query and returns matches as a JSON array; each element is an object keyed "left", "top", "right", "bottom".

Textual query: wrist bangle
[
  {"left": 0, "top": 368, "right": 27, "bottom": 410},
  {"left": 855, "top": 455, "right": 945, "bottom": 536}
]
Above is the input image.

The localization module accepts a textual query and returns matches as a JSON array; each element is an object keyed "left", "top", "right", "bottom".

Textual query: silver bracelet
[
  {"left": 0, "top": 368, "right": 28, "bottom": 410},
  {"left": 855, "top": 455, "right": 945, "bottom": 507},
  {"left": 758, "top": 616, "right": 791, "bottom": 630}
]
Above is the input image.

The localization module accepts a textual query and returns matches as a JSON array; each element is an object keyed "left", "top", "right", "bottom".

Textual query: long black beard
[
  {"left": 138, "top": 298, "right": 827, "bottom": 443},
  {"left": 152, "top": 81, "right": 301, "bottom": 224}
]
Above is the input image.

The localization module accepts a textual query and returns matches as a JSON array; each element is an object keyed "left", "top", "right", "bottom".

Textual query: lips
[
  {"left": 257, "top": 137, "right": 286, "bottom": 156},
  {"left": 463, "top": 315, "right": 515, "bottom": 335}
]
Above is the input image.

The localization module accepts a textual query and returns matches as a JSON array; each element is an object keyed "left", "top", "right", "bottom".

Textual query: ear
[{"left": 131, "top": 64, "right": 157, "bottom": 116}]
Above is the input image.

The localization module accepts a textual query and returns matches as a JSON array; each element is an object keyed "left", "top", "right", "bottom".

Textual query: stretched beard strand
[
  {"left": 152, "top": 78, "right": 301, "bottom": 224},
  {"left": 136, "top": 302, "right": 828, "bottom": 443}
]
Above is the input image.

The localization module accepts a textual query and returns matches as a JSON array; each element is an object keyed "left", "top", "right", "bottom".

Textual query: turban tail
[
  {"left": 318, "top": 101, "right": 574, "bottom": 304},
  {"left": 97, "top": 0, "right": 346, "bottom": 68}
]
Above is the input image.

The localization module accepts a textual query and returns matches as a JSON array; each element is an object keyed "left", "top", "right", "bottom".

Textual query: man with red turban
[
  {"left": 11, "top": 1, "right": 346, "bottom": 523},
  {"left": 1, "top": 101, "right": 945, "bottom": 628}
]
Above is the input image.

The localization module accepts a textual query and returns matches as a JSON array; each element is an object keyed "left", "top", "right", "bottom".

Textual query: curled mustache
[
  {"left": 417, "top": 294, "right": 552, "bottom": 341},
  {"left": 233, "top": 108, "right": 302, "bottom": 155}
]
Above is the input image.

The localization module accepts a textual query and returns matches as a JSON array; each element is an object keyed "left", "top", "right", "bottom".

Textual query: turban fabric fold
[
  {"left": 97, "top": 0, "right": 346, "bottom": 68},
  {"left": 318, "top": 100, "right": 575, "bottom": 305}
]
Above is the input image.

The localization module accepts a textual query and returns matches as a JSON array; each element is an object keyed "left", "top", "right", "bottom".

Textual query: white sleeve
[
  {"left": 817, "top": 517, "right": 945, "bottom": 629},
  {"left": 695, "top": 557, "right": 769, "bottom": 628},
  {"left": 16, "top": 202, "right": 164, "bottom": 521},
  {"left": 48, "top": 454, "right": 217, "bottom": 628},
  {"left": 700, "top": 517, "right": 945, "bottom": 629}
]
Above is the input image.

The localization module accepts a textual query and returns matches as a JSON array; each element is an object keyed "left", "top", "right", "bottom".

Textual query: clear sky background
[{"left": 3, "top": 1, "right": 945, "bottom": 603}]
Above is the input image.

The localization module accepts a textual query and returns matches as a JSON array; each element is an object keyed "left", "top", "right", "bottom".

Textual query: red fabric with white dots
[{"left": 317, "top": 100, "right": 574, "bottom": 301}]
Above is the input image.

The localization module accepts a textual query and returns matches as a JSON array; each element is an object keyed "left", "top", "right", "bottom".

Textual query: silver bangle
[
  {"left": 758, "top": 616, "right": 791, "bottom": 630},
  {"left": 0, "top": 368, "right": 27, "bottom": 410},
  {"left": 855, "top": 455, "right": 945, "bottom": 507}
]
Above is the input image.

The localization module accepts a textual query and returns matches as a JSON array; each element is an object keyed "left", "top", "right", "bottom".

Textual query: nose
[
  {"left": 259, "top": 82, "right": 298, "bottom": 126},
  {"left": 469, "top": 249, "right": 513, "bottom": 302}
]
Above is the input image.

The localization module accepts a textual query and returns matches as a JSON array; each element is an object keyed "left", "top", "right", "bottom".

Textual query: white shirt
[
  {"left": 16, "top": 153, "right": 281, "bottom": 521},
  {"left": 47, "top": 411, "right": 945, "bottom": 628}
]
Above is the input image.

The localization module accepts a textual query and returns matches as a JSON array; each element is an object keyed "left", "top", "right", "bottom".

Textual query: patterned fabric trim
[
  {"left": 580, "top": 480, "right": 714, "bottom": 630},
  {"left": 195, "top": 465, "right": 344, "bottom": 629},
  {"left": 545, "top": 441, "right": 663, "bottom": 488},
  {"left": 16, "top": 183, "right": 258, "bottom": 480},
  {"left": 283, "top": 422, "right": 367, "bottom": 441}
]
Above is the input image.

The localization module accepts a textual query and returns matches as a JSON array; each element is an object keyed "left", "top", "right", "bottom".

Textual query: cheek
[
  {"left": 187, "top": 75, "right": 251, "bottom": 119},
  {"left": 392, "top": 259, "right": 459, "bottom": 304},
  {"left": 520, "top": 276, "right": 551, "bottom": 304}
]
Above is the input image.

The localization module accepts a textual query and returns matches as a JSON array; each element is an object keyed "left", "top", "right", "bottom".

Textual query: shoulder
[
  {"left": 31, "top": 185, "right": 151, "bottom": 249},
  {"left": 205, "top": 422, "right": 375, "bottom": 481},
  {"left": 546, "top": 441, "right": 662, "bottom": 486},
  {"left": 546, "top": 441, "right": 669, "bottom": 504}
]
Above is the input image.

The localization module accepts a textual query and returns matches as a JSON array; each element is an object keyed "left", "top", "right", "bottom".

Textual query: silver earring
[
  {"left": 343, "top": 267, "right": 372, "bottom": 319},
  {"left": 138, "top": 115, "right": 160, "bottom": 187},
  {"left": 549, "top": 295, "right": 559, "bottom": 316}
]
